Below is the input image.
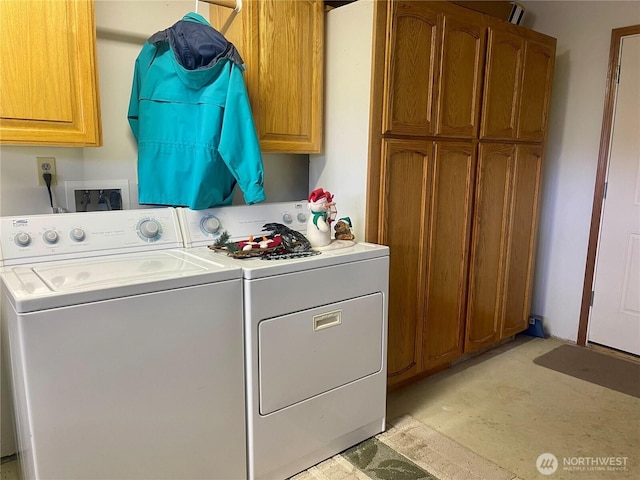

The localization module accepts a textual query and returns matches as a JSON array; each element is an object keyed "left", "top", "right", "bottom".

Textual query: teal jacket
[{"left": 128, "top": 13, "right": 265, "bottom": 209}]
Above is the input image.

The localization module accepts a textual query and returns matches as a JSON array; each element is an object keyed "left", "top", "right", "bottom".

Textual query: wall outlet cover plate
[{"left": 64, "top": 180, "right": 130, "bottom": 212}]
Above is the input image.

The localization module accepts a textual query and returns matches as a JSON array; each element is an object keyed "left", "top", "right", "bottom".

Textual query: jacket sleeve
[
  {"left": 218, "top": 63, "right": 266, "bottom": 205},
  {"left": 127, "top": 56, "right": 141, "bottom": 141},
  {"left": 127, "top": 45, "right": 155, "bottom": 141}
]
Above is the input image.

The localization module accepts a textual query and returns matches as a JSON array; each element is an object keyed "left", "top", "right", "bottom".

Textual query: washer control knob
[
  {"left": 14, "top": 232, "right": 31, "bottom": 247},
  {"left": 70, "top": 228, "right": 86, "bottom": 242},
  {"left": 138, "top": 220, "right": 160, "bottom": 239},
  {"left": 282, "top": 213, "right": 293, "bottom": 224},
  {"left": 43, "top": 230, "right": 59, "bottom": 244},
  {"left": 297, "top": 212, "right": 307, "bottom": 223},
  {"left": 201, "top": 216, "right": 221, "bottom": 234}
]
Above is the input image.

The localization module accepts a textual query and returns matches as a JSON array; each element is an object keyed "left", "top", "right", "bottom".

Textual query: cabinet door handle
[{"left": 313, "top": 310, "right": 342, "bottom": 331}]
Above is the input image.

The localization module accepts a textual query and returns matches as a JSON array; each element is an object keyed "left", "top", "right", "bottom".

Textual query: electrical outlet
[{"left": 36, "top": 157, "right": 57, "bottom": 186}]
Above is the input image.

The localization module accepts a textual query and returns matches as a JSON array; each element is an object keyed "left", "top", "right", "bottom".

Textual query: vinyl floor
[{"left": 387, "top": 335, "right": 640, "bottom": 480}]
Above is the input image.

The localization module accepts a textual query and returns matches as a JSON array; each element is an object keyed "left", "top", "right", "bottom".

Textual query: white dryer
[
  {"left": 0, "top": 209, "right": 245, "bottom": 480},
  {"left": 178, "top": 202, "right": 389, "bottom": 480}
]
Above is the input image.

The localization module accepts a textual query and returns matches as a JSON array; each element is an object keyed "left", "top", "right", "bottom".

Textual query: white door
[{"left": 588, "top": 34, "right": 640, "bottom": 355}]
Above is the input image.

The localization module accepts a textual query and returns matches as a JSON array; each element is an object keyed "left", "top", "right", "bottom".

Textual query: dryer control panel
[
  {"left": 0, "top": 208, "right": 182, "bottom": 266},
  {"left": 178, "top": 201, "right": 308, "bottom": 247}
]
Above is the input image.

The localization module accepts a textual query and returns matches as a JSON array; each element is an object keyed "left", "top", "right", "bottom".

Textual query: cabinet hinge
[
  {"left": 590, "top": 290, "right": 595, "bottom": 307},
  {"left": 615, "top": 64, "right": 621, "bottom": 84},
  {"left": 604, "top": 181, "right": 608, "bottom": 199}
]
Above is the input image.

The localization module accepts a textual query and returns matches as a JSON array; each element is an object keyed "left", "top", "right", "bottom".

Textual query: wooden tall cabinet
[
  {"left": 380, "top": 139, "right": 432, "bottom": 383},
  {"left": 367, "top": 0, "right": 555, "bottom": 387},
  {"left": 380, "top": 139, "right": 475, "bottom": 383},
  {"left": 0, "top": 0, "right": 102, "bottom": 146},
  {"left": 422, "top": 142, "right": 475, "bottom": 368},
  {"left": 465, "top": 143, "right": 513, "bottom": 350},
  {"left": 210, "top": 0, "right": 323, "bottom": 153},
  {"left": 466, "top": 20, "right": 552, "bottom": 353},
  {"left": 502, "top": 145, "right": 543, "bottom": 336},
  {"left": 465, "top": 143, "right": 543, "bottom": 351}
]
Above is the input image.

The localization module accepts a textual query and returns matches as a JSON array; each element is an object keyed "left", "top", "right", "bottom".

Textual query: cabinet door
[
  {"left": 465, "top": 143, "right": 514, "bottom": 352},
  {"left": 0, "top": 0, "right": 101, "bottom": 146},
  {"left": 517, "top": 39, "right": 555, "bottom": 142},
  {"left": 480, "top": 28, "right": 524, "bottom": 140},
  {"left": 422, "top": 142, "right": 475, "bottom": 368},
  {"left": 212, "top": 0, "right": 323, "bottom": 153},
  {"left": 379, "top": 139, "right": 432, "bottom": 386},
  {"left": 435, "top": 12, "right": 485, "bottom": 138},
  {"left": 382, "top": 1, "right": 440, "bottom": 136},
  {"left": 501, "top": 145, "right": 543, "bottom": 336}
]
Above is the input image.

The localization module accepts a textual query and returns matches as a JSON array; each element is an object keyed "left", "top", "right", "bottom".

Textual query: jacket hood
[{"left": 147, "top": 12, "right": 244, "bottom": 88}]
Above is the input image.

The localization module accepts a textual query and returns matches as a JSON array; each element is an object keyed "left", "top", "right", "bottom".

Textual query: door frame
[{"left": 578, "top": 25, "right": 640, "bottom": 346}]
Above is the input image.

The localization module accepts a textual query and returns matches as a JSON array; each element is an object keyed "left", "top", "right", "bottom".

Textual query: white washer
[
  {"left": 178, "top": 202, "right": 389, "bottom": 480},
  {"left": 0, "top": 209, "right": 246, "bottom": 480}
]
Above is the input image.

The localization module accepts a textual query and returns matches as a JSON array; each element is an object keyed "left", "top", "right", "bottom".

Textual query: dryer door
[{"left": 258, "top": 293, "right": 383, "bottom": 415}]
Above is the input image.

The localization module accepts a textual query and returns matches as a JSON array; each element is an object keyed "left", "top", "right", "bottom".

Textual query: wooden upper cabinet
[
  {"left": 383, "top": 1, "right": 486, "bottom": 139},
  {"left": 382, "top": 1, "right": 439, "bottom": 137},
  {"left": 480, "top": 28, "right": 524, "bottom": 140},
  {"left": 481, "top": 23, "right": 556, "bottom": 142},
  {"left": 0, "top": 0, "right": 102, "bottom": 146},
  {"left": 211, "top": 0, "right": 323, "bottom": 153},
  {"left": 435, "top": 11, "right": 486, "bottom": 138},
  {"left": 518, "top": 40, "right": 555, "bottom": 142}
]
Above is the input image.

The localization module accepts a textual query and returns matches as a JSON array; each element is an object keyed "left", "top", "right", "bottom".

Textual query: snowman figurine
[{"left": 306, "top": 188, "right": 337, "bottom": 248}]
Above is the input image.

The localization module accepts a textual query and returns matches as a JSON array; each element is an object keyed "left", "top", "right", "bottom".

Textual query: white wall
[
  {"left": 0, "top": 0, "right": 308, "bottom": 217},
  {"left": 309, "top": 0, "right": 374, "bottom": 241},
  {"left": 521, "top": 1, "right": 640, "bottom": 341}
]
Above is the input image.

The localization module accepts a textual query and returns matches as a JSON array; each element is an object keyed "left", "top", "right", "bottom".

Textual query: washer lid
[{"left": 1, "top": 249, "right": 241, "bottom": 313}]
